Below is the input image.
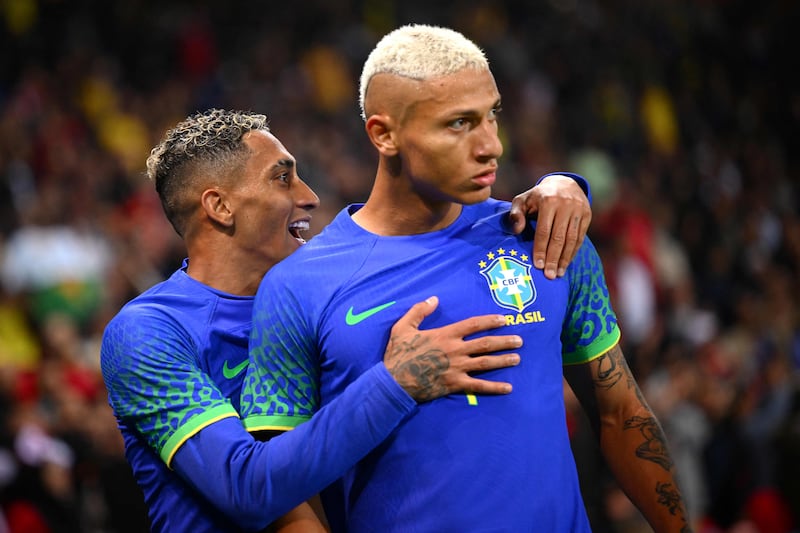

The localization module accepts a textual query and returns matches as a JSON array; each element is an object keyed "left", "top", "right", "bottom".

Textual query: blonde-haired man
[{"left": 241, "top": 24, "right": 690, "bottom": 532}]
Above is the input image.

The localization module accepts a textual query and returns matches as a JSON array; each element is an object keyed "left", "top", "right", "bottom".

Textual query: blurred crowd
[{"left": 0, "top": 1, "right": 797, "bottom": 532}]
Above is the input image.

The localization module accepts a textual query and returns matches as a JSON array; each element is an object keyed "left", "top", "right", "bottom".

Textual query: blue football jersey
[{"left": 241, "top": 198, "right": 620, "bottom": 532}]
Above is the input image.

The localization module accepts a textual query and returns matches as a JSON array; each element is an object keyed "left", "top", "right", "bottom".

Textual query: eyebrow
[
  {"left": 272, "top": 159, "right": 296, "bottom": 171},
  {"left": 449, "top": 99, "right": 503, "bottom": 118}
]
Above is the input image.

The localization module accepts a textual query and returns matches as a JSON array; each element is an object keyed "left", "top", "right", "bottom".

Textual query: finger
[
  {"left": 543, "top": 207, "right": 571, "bottom": 280},
  {"left": 556, "top": 214, "right": 581, "bottom": 277},
  {"left": 463, "top": 352, "right": 521, "bottom": 372},
  {"left": 391, "top": 296, "right": 438, "bottom": 332},
  {"left": 557, "top": 203, "right": 592, "bottom": 276},
  {"left": 508, "top": 194, "right": 533, "bottom": 234},
  {"left": 459, "top": 376, "right": 513, "bottom": 395},
  {"left": 442, "top": 313, "right": 508, "bottom": 338},
  {"left": 578, "top": 207, "right": 592, "bottom": 244},
  {"left": 533, "top": 204, "right": 558, "bottom": 279},
  {"left": 461, "top": 334, "right": 523, "bottom": 355}
]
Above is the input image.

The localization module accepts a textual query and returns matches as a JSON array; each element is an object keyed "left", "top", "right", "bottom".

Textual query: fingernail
[
  {"left": 535, "top": 259, "right": 544, "bottom": 269},
  {"left": 557, "top": 267, "right": 566, "bottom": 277},
  {"left": 545, "top": 268, "right": 556, "bottom": 278},
  {"left": 426, "top": 296, "right": 438, "bottom": 304},
  {"left": 513, "top": 336, "right": 523, "bottom": 347}
]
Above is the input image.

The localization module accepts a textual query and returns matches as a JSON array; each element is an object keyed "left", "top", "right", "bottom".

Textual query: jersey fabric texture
[
  {"left": 240, "top": 197, "right": 620, "bottom": 533},
  {"left": 101, "top": 261, "right": 416, "bottom": 532}
]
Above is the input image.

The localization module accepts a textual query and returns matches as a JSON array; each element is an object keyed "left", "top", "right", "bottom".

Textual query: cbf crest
[{"left": 479, "top": 248, "right": 536, "bottom": 312}]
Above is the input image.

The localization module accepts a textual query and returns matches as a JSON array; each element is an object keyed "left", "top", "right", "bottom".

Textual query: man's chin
[{"left": 460, "top": 187, "right": 492, "bottom": 205}]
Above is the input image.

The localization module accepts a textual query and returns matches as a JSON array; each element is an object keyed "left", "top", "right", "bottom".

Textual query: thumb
[{"left": 508, "top": 199, "right": 532, "bottom": 234}]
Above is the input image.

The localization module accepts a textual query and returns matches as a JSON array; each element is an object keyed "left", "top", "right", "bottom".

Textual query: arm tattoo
[
  {"left": 386, "top": 333, "right": 449, "bottom": 402},
  {"left": 593, "top": 351, "right": 623, "bottom": 390},
  {"left": 656, "top": 481, "right": 691, "bottom": 532},
  {"left": 624, "top": 416, "right": 674, "bottom": 471},
  {"left": 656, "top": 481, "right": 683, "bottom": 515},
  {"left": 596, "top": 345, "right": 647, "bottom": 405}
]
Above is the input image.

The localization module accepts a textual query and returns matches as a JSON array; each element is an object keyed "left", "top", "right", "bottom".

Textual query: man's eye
[
  {"left": 490, "top": 106, "right": 502, "bottom": 119},
  {"left": 450, "top": 118, "right": 468, "bottom": 129},
  {"left": 277, "top": 172, "right": 290, "bottom": 183}
]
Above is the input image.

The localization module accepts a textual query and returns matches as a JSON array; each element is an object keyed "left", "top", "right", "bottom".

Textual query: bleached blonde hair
[{"left": 358, "top": 24, "right": 489, "bottom": 120}]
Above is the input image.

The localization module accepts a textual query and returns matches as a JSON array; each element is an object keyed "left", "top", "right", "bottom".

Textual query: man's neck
[
  {"left": 352, "top": 169, "right": 463, "bottom": 235},
  {"left": 185, "top": 240, "right": 267, "bottom": 296},
  {"left": 351, "top": 197, "right": 462, "bottom": 236}
]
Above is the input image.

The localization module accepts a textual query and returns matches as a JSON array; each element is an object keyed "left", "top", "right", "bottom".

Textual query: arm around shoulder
[{"left": 172, "top": 363, "right": 415, "bottom": 530}]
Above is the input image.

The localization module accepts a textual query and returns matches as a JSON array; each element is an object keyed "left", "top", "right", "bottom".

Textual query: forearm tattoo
[
  {"left": 656, "top": 481, "right": 683, "bottom": 516},
  {"left": 656, "top": 481, "right": 691, "bottom": 532},
  {"left": 386, "top": 333, "right": 449, "bottom": 402},
  {"left": 594, "top": 345, "right": 648, "bottom": 403},
  {"left": 594, "top": 349, "right": 624, "bottom": 390},
  {"left": 591, "top": 346, "right": 689, "bottom": 529},
  {"left": 624, "top": 416, "right": 674, "bottom": 471},
  {"left": 598, "top": 346, "right": 675, "bottom": 471}
]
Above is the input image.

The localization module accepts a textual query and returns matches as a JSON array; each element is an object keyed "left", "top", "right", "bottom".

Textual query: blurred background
[{"left": 0, "top": 0, "right": 797, "bottom": 531}]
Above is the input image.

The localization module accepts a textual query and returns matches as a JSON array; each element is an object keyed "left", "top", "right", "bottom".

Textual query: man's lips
[
  {"left": 289, "top": 219, "right": 310, "bottom": 243},
  {"left": 472, "top": 171, "right": 496, "bottom": 187}
]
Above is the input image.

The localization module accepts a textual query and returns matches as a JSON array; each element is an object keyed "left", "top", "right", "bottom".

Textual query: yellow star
[
  {"left": 487, "top": 252, "right": 495, "bottom": 260},
  {"left": 497, "top": 247, "right": 505, "bottom": 255},
  {"left": 521, "top": 254, "right": 529, "bottom": 262},
  {"left": 479, "top": 260, "right": 487, "bottom": 268},
  {"left": 510, "top": 249, "right": 518, "bottom": 256}
]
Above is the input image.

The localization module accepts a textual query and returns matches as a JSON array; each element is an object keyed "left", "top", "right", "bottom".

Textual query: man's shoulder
[
  {"left": 105, "top": 271, "right": 218, "bottom": 342},
  {"left": 269, "top": 212, "right": 369, "bottom": 277},
  {"left": 112, "top": 279, "right": 174, "bottom": 320},
  {"left": 464, "top": 198, "right": 520, "bottom": 236}
]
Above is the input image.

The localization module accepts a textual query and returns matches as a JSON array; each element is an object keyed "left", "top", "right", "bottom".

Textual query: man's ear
[
  {"left": 200, "top": 187, "right": 233, "bottom": 227},
  {"left": 365, "top": 115, "right": 398, "bottom": 156}
]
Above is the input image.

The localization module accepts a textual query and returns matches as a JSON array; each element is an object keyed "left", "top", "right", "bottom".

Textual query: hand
[
  {"left": 382, "top": 296, "right": 521, "bottom": 402},
  {"left": 508, "top": 174, "right": 592, "bottom": 279}
]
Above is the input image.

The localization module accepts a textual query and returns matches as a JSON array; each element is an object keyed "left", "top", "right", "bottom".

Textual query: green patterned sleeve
[
  {"left": 101, "top": 310, "right": 238, "bottom": 466},
  {"left": 240, "top": 280, "right": 319, "bottom": 432},
  {"left": 560, "top": 238, "right": 621, "bottom": 365}
]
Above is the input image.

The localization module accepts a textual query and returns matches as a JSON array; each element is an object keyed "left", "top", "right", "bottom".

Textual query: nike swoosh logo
[
  {"left": 345, "top": 301, "right": 397, "bottom": 325},
  {"left": 222, "top": 359, "right": 248, "bottom": 379}
]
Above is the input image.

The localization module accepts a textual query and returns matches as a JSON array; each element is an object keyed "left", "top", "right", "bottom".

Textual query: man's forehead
[
  {"left": 366, "top": 68, "right": 498, "bottom": 118},
  {"left": 243, "top": 129, "right": 295, "bottom": 166},
  {"left": 410, "top": 70, "right": 499, "bottom": 114}
]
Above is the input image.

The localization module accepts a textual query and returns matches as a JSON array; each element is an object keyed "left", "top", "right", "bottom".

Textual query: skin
[
  {"left": 509, "top": 174, "right": 591, "bottom": 278},
  {"left": 358, "top": 70, "right": 591, "bottom": 277},
  {"left": 354, "top": 69, "right": 504, "bottom": 233},
  {"left": 186, "top": 130, "right": 319, "bottom": 296},
  {"left": 357, "top": 67, "right": 592, "bottom": 272},
  {"left": 563, "top": 346, "right": 693, "bottom": 532},
  {"left": 347, "top": 66, "right": 692, "bottom": 532}
]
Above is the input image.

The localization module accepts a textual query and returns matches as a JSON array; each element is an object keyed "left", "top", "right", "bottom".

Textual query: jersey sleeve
[
  {"left": 170, "top": 362, "right": 415, "bottom": 530},
  {"left": 240, "top": 274, "right": 319, "bottom": 431},
  {"left": 560, "top": 237, "right": 621, "bottom": 365},
  {"left": 100, "top": 309, "right": 239, "bottom": 465}
]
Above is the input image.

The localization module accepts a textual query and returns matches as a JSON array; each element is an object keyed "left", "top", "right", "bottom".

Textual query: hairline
[{"left": 358, "top": 24, "right": 489, "bottom": 121}]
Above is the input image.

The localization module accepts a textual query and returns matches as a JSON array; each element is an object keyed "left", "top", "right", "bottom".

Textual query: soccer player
[
  {"left": 100, "top": 108, "right": 592, "bottom": 532},
  {"left": 240, "top": 25, "right": 691, "bottom": 532}
]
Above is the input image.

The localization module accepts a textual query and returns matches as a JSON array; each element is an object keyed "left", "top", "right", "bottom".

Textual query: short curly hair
[{"left": 146, "top": 108, "right": 269, "bottom": 237}]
